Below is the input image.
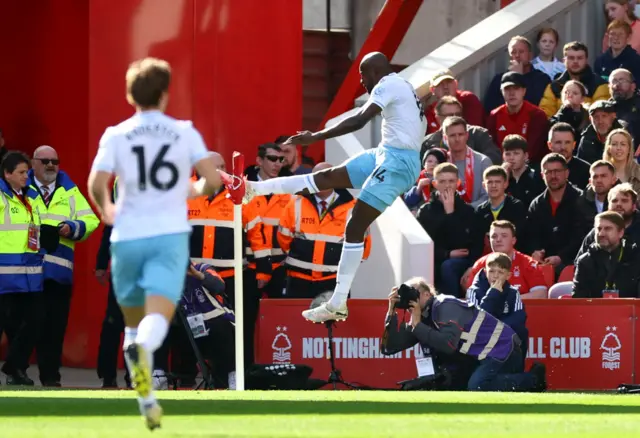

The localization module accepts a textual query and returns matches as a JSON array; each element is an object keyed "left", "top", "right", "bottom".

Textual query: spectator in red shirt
[
  {"left": 425, "top": 70, "right": 485, "bottom": 134},
  {"left": 463, "top": 220, "right": 548, "bottom": 299},
  {"left": 487, "top": 72, "right": 549, "bottom": 164}
]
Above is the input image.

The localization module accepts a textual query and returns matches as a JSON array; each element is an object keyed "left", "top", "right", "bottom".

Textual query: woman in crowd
[
  {"left": 603, "top": 0, "right": 640, "bottom": 53},
  {"left": 532, "top": 27, "right": 566, "bottom": 80},
  {"left": 603, "top": 128, "right": 640, "bottom": 195}
]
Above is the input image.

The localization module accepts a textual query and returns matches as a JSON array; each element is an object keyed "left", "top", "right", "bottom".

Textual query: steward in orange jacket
[{"left": 277, "top": 189, "right": 372, "bottom": 298}]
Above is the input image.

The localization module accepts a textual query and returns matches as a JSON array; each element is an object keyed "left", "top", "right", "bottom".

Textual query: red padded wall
[{"left": 0, "top": 0, "right": 302, "bottom": 369}]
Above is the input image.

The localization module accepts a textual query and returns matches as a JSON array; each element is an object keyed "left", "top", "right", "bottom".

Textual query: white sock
[
  {"left": 228, "top": 371, "right": 236, "bottom": 390},
  {"left": 252, "top": 174, "right": 319, "bottom": 195},
  {"left": 328, "top": 241, "right": 365, "bottom": 309},
  {"left": 136, "top": 313, "right": 169, "bottom": 354}
]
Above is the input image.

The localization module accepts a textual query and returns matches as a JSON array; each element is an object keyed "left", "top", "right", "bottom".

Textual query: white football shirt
[
  {"left": 91, "top": 110, "right": 209, "bottom": 242},
  {"left": 367, "top": 73, "right": 426, "bottom": 151}
]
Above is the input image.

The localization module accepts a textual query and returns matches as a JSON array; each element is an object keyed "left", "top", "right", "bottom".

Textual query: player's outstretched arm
[
  {"left": 192, "top": 156, "right": 223, "bottom": 197},
  {"left": 87, "top": 170, "right": 115, "bottom": 225},
  {"left": 285, "top": 101, "right": 382, "bottom": 146}
]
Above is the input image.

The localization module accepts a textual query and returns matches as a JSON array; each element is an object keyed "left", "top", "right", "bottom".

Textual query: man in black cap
[
  {"left": 487, "top": 72, "right": 549, "bottom": 164},
  {"left": 577, "top": 100, "right": 629, "bottom": 164}
]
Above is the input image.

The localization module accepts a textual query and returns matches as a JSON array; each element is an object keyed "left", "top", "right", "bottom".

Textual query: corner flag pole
[{"left": 231, "top": 151, "right": 245, "bottom": 391}]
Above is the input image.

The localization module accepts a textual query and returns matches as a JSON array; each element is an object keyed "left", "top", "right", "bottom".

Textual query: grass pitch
[{"left": 0, "top": 389, "right": 639, "bottom": 437}]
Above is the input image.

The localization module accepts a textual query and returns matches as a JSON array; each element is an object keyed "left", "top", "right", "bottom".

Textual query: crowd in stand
[{"left": 414, "top": 0, "right": 640, "bottom": 301}]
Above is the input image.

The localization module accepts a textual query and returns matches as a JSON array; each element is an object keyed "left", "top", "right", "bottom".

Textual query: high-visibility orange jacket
[
  {"left": 188, "top": 189, "right": 270, "bottom": 280},
  {"left": 244, "top": 193, "right": 291, "bottom": 279},
  {"left": 277, "top": 190, "right": 371, "bottom": 282}
]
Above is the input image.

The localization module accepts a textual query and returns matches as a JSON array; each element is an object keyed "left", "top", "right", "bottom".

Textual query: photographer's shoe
[
  {"left": 302, "top": 303, "right": 348, "bottom": 323},
  {"left": 530, "top": 362, "right": 547, "bottom": 392}
]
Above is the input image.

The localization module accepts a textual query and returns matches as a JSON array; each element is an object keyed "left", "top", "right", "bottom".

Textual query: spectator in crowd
[
  {"left": 576, "top": 182, "right": 640, "bottom": 259},
  {"left": 278, "top": 162, "right": 371, "bottom": 298},
  {"left": 0, "top": 129, "right": 6, "bottom": 163},
  {"left": 474, "top": 166, "right": 526, "bottom": 254},
  {"left": 421, "top": 96, "right": 501, "bottom": 164},
  {"left": 527, "top": 153, "right": 586, "bottom": 279},
  {"left": 539, "top": 42, "right": 610, "bottom": 118},
  {"left": 463, "top": 220, "right": 548, "bottom": 299},
  {"left": 547, "top": 123, "right": 590, "bottom": 189},
  {"left": 404, "top": 148, "right": 448, "bottom": 214},
  {"left": 501, "top": 135, "right": 545, "bottom": 207},
  {"left": 440, "top": 116, "right": 492, "bottom": 208},
  {"left": 190, "top": 152, "right": 264, "bottom": 367},
  {"left": 549, "top": 80, "right": 590, "bottom": 138},
  {"left": 466, "top": 252, "right": 529, "bottom": 364},
  {"left": 603, "top": 0, "right": 640, "bottom": 54},
  {"left": 486, "top": 72, "right": 549, "bottom": 164},
  {"left": 0, "top": 151, "right": 45, "bottom": 385},
  {"left": 274, "top": 135, "right": 311, "bottom": 175},
  {"left": 595, "top": 20, "right": 640, "bottom": 83},
  {"left": 28, "top": 145, "right": 99, "bottom": 387},
  {"left": 577, "top": 100, "right": 628, "bottom": 164},
  {"left": 577, "top": 160, "right": 619, "bottom": 228},
  {"left": 603, "top": 128, "right": 640, "bottom": 194},
  {"left": 608, "top": 68, "right": 640, "bottom": 145},
  {"left": 424, "top": 70, "right": 485, "bottom": 134},
  {"left": 531, "top": 27, "right": 566, "bottom": 80},
  {"left": 95, "top": 178, "right": 131, "bottom": 389},
  {"left": 573, "top": 211, "right": 640, "bottom": 298},
  {"left": 244, "top": 143, "right": 291, "bottom": 300},
  {"left": 483, "top": 36, "right": 551, "bottom": 113},
  {"left": 417, "top": 163, "right": 482, "bottom": 297}
]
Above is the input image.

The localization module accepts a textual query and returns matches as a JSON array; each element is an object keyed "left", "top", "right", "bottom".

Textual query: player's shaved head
[
  {"left": 313, "top": 162, "right": 332, "bottom": 172},
  {"left": 359, "top": 52, "right": 393, "bottom": 94},
  {"left": 359, "top": 52, "right": 390, "bottom": 72},
  {"left": 33, "top": 145, "right": 58, "bottom": 159}
]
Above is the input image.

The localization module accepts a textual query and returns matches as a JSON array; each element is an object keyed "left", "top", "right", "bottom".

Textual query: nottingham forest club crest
[{"left": 601, "top": 326, "right": 622, "bottom": 371}]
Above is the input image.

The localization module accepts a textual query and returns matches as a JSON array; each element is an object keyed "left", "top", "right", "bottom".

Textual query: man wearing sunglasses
[
  {"left": 242, "top": 52, "right": 427, "bottom": 323},
  {"left": 244, "top": 143, "right": 291, "bottom": 299},
  {"left": 27, "top": 145, "right": 99, "bottom": 386}
]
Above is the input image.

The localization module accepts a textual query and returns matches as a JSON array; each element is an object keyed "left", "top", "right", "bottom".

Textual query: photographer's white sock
[
  {"left": 122, "top": 327, "right": 138, "bottom": 379},
  {"left": 252, "top": 174, "right": 319, "bottom": 195},
  {"left": 328, "top": 241, "right": 365, "bottom": 309}
]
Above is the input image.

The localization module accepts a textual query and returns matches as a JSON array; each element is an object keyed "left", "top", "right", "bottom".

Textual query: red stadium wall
[{"left": 0, "top": 0, "right": 302, "bottom": 369}]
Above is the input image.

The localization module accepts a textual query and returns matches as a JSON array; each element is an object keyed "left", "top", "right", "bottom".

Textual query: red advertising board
[{"left": 256, "top": 299, "right": 638, "bottom": 390}]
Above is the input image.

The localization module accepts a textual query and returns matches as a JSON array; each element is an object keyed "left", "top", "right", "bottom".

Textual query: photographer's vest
[{"left": 432, "top": 295, "right": 516, "bottom": 361}]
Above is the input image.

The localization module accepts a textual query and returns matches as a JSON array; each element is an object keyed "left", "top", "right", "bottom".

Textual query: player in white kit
[
  {"left": 244, "top": 52, "right": 426, "bottom": 323},
  {"left": 88, "top": 58, "right": 230, "bottom": 430}
]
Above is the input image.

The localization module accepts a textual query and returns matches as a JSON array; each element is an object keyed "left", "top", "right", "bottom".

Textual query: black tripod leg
[{"left": 176, "top": 307, "right": 215, "bottom": 390}]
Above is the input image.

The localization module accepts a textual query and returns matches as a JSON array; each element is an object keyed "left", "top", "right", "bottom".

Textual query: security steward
[
  {"left": 188, "top": 152, "right": 265, "bottom": 366},
  {"left": 0, "top": 151, "right": 46, "bottom": 385},
  {"left": 244, "top": 143, "right": 292, "bottom": 297},
  {"left": 28, "top": 145, "right": 99, "bottom": 387},
  {"left": 277, "top": 162, "right": 372, "bottom": 298}
]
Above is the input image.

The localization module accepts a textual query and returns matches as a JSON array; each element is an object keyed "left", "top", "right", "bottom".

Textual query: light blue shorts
[
  {"left": 344, "top": 145, "right": 420, "bottom": 212},
  {"left": 110, "top": 232, "right": 190, "bottom": 307}
]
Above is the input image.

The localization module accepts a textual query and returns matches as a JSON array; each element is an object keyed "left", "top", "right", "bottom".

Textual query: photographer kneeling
[{"left": 381, "top": 278, "right": 546, "bottom": 392}]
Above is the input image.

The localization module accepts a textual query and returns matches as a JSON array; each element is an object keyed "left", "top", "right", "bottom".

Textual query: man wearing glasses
[
  {"left": 27, "top": 145, "right": 99, "bottom": 386},
  {"left": 244, "top": 143, "right": 291, "bottom": 298},
  {"left": 525, "top": 153, "right": 587, "bottom": 281}
]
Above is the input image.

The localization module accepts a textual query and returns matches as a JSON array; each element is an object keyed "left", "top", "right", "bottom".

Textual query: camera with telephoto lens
[{"left": 395, "top": 284, "right": 420, "bottom": 310}]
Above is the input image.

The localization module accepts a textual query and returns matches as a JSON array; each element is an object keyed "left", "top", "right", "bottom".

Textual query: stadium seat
[
  {"left": 558, "top": 265, "right": 575, "bottom": 283},
  {"left": 539, "top": 264, "right": 555, "bottom": 288},
  {"left": 548, "top": 281, "right": 573, "bottom": 299}
]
